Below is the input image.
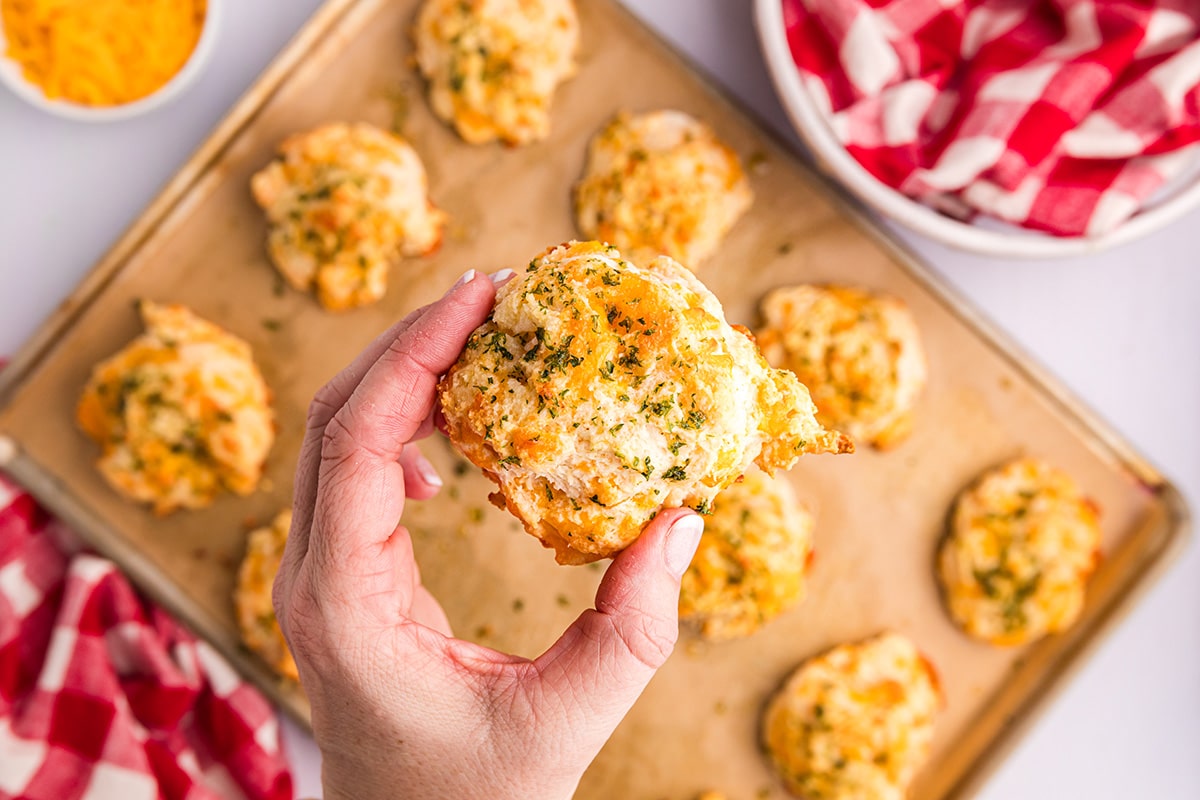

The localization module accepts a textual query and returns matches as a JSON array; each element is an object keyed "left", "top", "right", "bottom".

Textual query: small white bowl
[
  {"left": 0, "top": 0, "right": 220, "bottom": 123},
  {"left": 754, "top": 0, "right": 1200, "bottom": 258}
]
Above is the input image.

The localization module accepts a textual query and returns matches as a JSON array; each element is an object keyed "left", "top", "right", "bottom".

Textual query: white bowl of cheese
[{"left": 0, "top": 0, "right": 219, "bottom": 122}]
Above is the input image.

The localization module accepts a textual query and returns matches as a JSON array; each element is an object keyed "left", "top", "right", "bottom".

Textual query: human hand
[{"left": 273, "top": 270, "right": 706, "bottom": 800}]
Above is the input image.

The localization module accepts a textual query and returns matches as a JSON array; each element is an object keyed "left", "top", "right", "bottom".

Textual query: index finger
[
  {"left": 282, "top": 272, "right": 487, "bottom": 579},
  {"left": 305, "top": 272, "right": 496, "bottom": 586},
  {"left": 288, "top": 310, "right": 423, "bottom": 559}
]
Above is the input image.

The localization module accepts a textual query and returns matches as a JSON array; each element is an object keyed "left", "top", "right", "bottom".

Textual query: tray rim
[{"left": 0, "top": 0, "right": 1191, "bottom": 794}]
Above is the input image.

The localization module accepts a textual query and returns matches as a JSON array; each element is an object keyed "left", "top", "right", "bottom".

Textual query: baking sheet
[{"left": 0, "top": 1, "right": 1187, "bottom": 798}]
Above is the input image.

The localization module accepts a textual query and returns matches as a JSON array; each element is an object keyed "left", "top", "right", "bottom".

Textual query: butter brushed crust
[{"left": 439, "top": 241, "right": 850, "bottom": 565}]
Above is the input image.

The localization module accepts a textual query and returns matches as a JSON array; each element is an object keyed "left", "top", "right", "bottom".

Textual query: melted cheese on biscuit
[
  {"left": 575, "top": 110, "right": 753, "bottom": 267},
  {"left": 236, "top": 509, "right": 299, "bottom": 682},
  {"left": 413, "top": 0, "right": 579, "bottom": 145},
  {"left": 76, "top": 302, "right": 274, "bottom": 514},
  {"left": 439, "top": 241, "right": 850, "bottom": 565},
  {"left": 938, "top": 458, "right": 1100, "bottom": 646},
  {"left": 251, "top": 122, "right": 446, "bottom": 311},
  {"left": 762, "top": 633, "right": 941, "bottom": 800},
  {"left": 757, "top": 285, "right": 926, "bottom": 450},
  {"left": 679, "top": 466, "right": 814, "bottom": 640}
]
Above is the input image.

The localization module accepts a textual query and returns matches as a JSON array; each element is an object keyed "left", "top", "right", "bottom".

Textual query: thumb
[{"left": 533, "top": 509, "right": 705, "bottom": 726}]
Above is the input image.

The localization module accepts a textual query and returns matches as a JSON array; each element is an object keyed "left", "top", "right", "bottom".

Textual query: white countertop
[{"left": 1, "top": 2, "right": 1196, "bottom": 798}]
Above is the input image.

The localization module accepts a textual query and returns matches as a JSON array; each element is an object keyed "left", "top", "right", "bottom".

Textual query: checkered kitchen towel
[
  {"left": 0, "top": 476, "right": 292, "bottom": 800},
  {"left": 784, "top": 0, "right": 1200, "bottom": 236}
]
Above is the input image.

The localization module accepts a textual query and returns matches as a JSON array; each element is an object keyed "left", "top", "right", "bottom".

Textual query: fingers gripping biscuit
[{"left": 439, "top": 241, "right": 850, "bottom": 564}]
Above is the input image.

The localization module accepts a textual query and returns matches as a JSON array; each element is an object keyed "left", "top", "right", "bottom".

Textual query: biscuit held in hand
[{"left": 439, "top": 241, "right": 851, "bottom": 565}]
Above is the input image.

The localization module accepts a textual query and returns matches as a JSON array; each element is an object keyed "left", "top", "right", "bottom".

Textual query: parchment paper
[{"left": 0, "top": 1, "right": 1181, "bottom": 798}]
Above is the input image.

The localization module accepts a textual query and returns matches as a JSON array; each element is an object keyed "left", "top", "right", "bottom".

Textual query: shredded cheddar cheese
[{"left": 1, "top": 0, "right": 207, "bottom": 106}]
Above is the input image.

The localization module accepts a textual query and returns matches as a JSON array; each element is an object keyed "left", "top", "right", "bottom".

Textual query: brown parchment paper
[{"left": 0, "top": 1, "right": 1187, "bottom": 799}]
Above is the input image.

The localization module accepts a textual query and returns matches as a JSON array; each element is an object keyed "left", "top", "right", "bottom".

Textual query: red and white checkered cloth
[
  {"left": 0, "top": 475, "right": 293, "bottom": 800},
  {"left": 783, "top": 0, "right": 1200, "bottom": 236}
]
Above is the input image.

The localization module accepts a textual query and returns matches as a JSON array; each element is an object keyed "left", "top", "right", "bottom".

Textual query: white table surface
[{"left": 1, "top": 2, "right": 1196, "bottom": 798}]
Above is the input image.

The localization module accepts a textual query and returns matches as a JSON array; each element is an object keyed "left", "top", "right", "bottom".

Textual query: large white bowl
[
  {"left": 754, "top": 0, "right": 1200, "bottom": 258},
  {"left": 0, "top": 0, "right": 220, "bottom": 123}
]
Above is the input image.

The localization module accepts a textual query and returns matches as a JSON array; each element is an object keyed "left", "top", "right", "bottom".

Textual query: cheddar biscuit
[
  {"left": 235, "top": 509, "right": 299, "bottom": 682},
  {"left": 413, "top": 0, "right": 579, "bottom": 145},
  {"left": 762, "top": 633, "right": 941, "bottom": 800},
  {"left": 251, "top": 122, "right": 446, "bottom": 311},
  {"left": 938, "top": 458, "right": 1101, "bottom": 646},
  {"left": 757, "top": 285, "right": 926, "bottom": 449},
  {"left": 439, "top": 241, "right": 850, "bottom": 565},
  {"left": 76, "top": 302, "right": 274, "bottom": 514},
  {"left": 574, "top": 110, "right": 753, "bottom": 267},
  {"left": 679, "top": 466, "right": 814, "bottom": 640}
]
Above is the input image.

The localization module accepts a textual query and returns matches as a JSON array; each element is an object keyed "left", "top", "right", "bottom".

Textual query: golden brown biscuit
[
  {"left": 251, "top": 122, "right": 446, "bottom": 311},
  {"left": 76, "top": 302, "right": 274, "bottom": 515},
  {"left": 235, "top": 509, "right": 299, "bottom": 682},
  {"left": 761, "top": 633, "right": 941, "bottom": 800},
  {"left": 679, "top": 466, "right": 814, "bottom": 640},
  {"left": 574, "top": 110, "right": 753, "bottom": 267},
  {"left": 439, "top": 241, "right": 850, "bottom": 565},
  {"left": 413, "top": 0, "right": 579, "bottom": 145},
  {"left": 938, "top": 458, "right": 1101, "bottom": 647},
  {"left": 757, "top": 285, "right": 926, "bottom": 449}
]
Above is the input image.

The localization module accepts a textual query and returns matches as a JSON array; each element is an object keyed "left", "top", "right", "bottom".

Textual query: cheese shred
[{"left": 1, "top": 0, "right": 207, "bottom": 106}]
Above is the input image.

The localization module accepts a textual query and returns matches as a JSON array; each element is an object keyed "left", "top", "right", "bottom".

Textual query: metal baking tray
[{"left": 0, "top": 1, "right": 1187, "bottom": 797}]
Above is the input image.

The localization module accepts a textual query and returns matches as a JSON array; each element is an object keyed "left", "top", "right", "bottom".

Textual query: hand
[{"left": 273, "top": 270, "right": 705, "bottom": 800}]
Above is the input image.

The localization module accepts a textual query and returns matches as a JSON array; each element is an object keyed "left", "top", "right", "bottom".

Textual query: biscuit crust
[
  {"left": 761, "top": 633, "right": 941, "bottom": 800},
  {"left": 76, "top": 302, "right": 275, "bottom": 514},
  {"left": 679, "top": 466, "right": 814, "bottom": 640},
  {"left": 938, "top": 458, "right": 1101, "bottom": 647},
  {"left": 413, "top": 0, "right": 579, "bottom": 145},
  {"left": 251, "top": 122, "right": 446, "bottom": 311},
  {"left": 235, "top": 509, "right": 299, "bottom": 682},
  {"left": 439, "top": 241, "right": 851, "bottom": 565},
  {"left": 757, "top": 285, "right": 926, "bottom": 449},
  {"left": 574, "top": 110, "right": 753, "bottom": 267}
]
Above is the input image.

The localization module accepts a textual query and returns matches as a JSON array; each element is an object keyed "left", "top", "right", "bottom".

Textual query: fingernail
[
  {"left": 447, "top": 269, "right": 476, "bottom": 295},
  {"left": 490, "top": 268, "right": 515, "bottom": 286},
  {"left": 413, "top": 452, "right": 443, "bottom": 488},
  {"left": 664, "top": 514, "right": 704, "bottom": 578}
]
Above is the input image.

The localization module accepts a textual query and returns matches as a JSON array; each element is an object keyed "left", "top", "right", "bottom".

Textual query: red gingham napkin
[
  {"left": 0, "top": 475, "right": 293, "bottom": 800},
  {"left": 783, "top": 0, "right": 1200, "bottom": 236}
]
